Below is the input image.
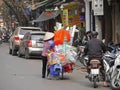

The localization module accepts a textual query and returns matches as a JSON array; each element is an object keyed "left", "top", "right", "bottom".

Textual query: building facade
[
  {"left": 111, "top": 0, "right": 120, "bottom": 43},
  {"left": 84, "top": 0, "right": 120, "bottom": 44}
]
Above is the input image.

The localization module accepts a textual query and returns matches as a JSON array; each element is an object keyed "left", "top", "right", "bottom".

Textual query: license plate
[{"left": 91, "top": 69, "right": 99, "bottom": 74}]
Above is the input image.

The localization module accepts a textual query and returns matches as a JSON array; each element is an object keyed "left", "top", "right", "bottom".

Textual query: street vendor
[{"left": 41, "top": 32, "right": 54, "bottom": 78}]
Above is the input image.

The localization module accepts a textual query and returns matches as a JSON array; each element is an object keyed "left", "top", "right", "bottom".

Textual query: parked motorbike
[
  {"left": 76, "top": 46, "right": 84, "bottom": 62},
  {"left": 86, "top": 58, "right": 103, "bottom": 88},
  {"left": 2, "top": 33, "right": 10, "bottom": 42},
  {"left": 76, "top": 45, "right": 89, "bottom": 68},
  {"left": 110, "top": 54, "right": 120, "bottom": 90},
  {"left": 103, "top": 52, "right": 115, "bottom": 81},
  {"left": 103, "top": 51, "right": 120, "bottom": 90},
  {"left": 106, "top": 42, "right": 120, "bottom": 54}
]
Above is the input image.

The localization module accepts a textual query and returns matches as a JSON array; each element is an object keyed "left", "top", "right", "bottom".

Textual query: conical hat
[{"left": 43, "top": 32, "right": 54, "bottom": 41}]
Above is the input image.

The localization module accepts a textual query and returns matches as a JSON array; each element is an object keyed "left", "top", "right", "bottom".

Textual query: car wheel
[
  {"left": 18, "top": 49, "right": 22, "bottom": 57},
  {"left": 25, "top": 49, "right": 30, "bottom": 59},
  {"left": 9, "top": 48, "right": 12, "bottom": 54}
]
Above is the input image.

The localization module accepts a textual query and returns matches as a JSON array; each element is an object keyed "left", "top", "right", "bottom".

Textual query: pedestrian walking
[{"left": 41, "top": 32, "right": 54, "bottom": 78}]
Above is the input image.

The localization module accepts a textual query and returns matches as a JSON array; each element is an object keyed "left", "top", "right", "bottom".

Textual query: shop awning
[
  {"left": 32, "top": 10, "right": 60, "bottom": 22},
  {"left": 30, "top": 0, "right": 62, "bottom": 10},
  {"left": 30, "top": 0, "right": 51, "bottom": 10}
]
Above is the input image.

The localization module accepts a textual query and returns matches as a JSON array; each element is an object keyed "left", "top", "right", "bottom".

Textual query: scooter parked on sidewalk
[
  {"left": 110, "top": 54, "right": 120, "bottom": 90},
  {"left": 103, "top": 51, "right": 120, "bottom": 90}
]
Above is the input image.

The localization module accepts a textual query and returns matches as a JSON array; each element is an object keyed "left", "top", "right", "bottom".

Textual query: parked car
[
  {"left": 18, "top": 31, "right": 46, "bottom": 59},
  {"left": 9, "top": 26, "right": 42, "bottom": 55}
]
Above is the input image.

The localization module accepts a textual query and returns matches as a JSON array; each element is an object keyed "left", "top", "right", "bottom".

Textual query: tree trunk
[{"left": 2, "top": 0, "right": 30, "bottom": 26}]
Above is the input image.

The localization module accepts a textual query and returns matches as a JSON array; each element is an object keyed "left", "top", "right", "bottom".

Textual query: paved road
[{"left": 0, "top": 43, "right": 111, "bottom": 90}]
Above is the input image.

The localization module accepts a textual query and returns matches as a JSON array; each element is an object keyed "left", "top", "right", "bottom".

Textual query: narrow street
[{"left": 0, "top": 43, "right": 110, "bottom": 90}]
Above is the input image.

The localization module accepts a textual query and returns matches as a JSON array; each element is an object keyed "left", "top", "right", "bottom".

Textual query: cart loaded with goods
[{"left": 47, "top": 29, "right": 77, "bottom": 79}]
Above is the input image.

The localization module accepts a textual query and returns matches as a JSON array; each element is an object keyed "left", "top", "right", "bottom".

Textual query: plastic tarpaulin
[
  {"left": 54, "top": 29, "right": 71, "bottom": 45},
  {"left": 32, "top": 10, "right": 60, "bottom": 22}
]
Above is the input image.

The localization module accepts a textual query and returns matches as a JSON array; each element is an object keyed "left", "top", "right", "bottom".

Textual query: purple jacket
[{"left": 42, "top": 40, "right": 54, "bottom": 56}]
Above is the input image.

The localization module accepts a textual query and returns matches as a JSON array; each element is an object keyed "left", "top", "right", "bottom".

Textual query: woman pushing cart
[{"left": 46, "top": 29, "right": 77, "bottom": 80}]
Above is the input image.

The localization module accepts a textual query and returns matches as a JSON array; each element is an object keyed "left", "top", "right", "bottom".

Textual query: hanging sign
[
  {"left": 45, "top": 8, "right": 54, "bottom": 15},
  {"left": 93, "top": 0, "right": 104, "bottom": 15}
]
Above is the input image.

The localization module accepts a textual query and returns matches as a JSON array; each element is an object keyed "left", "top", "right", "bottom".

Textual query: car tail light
[
  {"left": 27, "top": 40, "right": 32, "bottom": 47},
  {"left": 14, "top": 36, "right": 20, "bottom": 40}
]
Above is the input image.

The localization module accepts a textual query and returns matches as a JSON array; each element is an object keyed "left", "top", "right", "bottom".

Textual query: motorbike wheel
[
  {"left": 93, "top": 77, "right": 98, "bottom": 88},
  {"left": 78, "top": 55, "right": 83, "bottom": 64},
  {"left": 110, "top": 73, "right": 120, "bottom": 90}
]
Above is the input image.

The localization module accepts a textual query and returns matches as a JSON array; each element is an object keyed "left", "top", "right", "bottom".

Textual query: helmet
[
  {"left": 86, "top": 31, "right": 91, "bottom": 35},
  {"left": 91, "top": 31, "right": 98, "bottom": 37}
]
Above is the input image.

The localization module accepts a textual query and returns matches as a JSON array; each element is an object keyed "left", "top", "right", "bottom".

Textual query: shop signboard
[
  {"left": 93, "top": 0, "right": 104, "bottom": 15},
  {"left": 61, "top": 9, "right": 69, "bottom": 27},
  {"left": 61, "top": 2, "right": 81, "bottom": 27}
]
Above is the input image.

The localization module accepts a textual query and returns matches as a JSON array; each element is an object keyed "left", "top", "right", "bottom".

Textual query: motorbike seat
[{"left": 90, "top": 59, "right": 101, "bottom": 64}]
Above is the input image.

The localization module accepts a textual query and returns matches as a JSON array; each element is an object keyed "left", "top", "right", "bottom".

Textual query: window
[
  {"left": 19, "top": 28, "right": 40, "bottom": 35},
  {"left": 20, "top": 29, "right": 32, "bottom": 35},
  {"left": 31, "top": 34, "right": 44, "bottom": 41}
]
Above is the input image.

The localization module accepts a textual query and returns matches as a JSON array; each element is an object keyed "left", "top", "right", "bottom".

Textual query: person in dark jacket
[
  {"left": 84, "top": 31, "right": 107, "bottom": 87},
  {"left": 82, "top": 31, "right": 92, "bottom": 45}
]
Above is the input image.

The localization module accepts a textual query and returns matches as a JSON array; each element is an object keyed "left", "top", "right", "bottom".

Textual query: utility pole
[{"left": 84, "top": 0, "right": 91, "bottom": 32}]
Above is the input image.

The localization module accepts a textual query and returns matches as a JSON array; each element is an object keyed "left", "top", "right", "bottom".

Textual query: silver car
[
  {"left": 9, "top": 26, "right": 42, "bottom": 55},
  {"left": 18, "top": 31, "right": 45, "bottom": 59}
]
